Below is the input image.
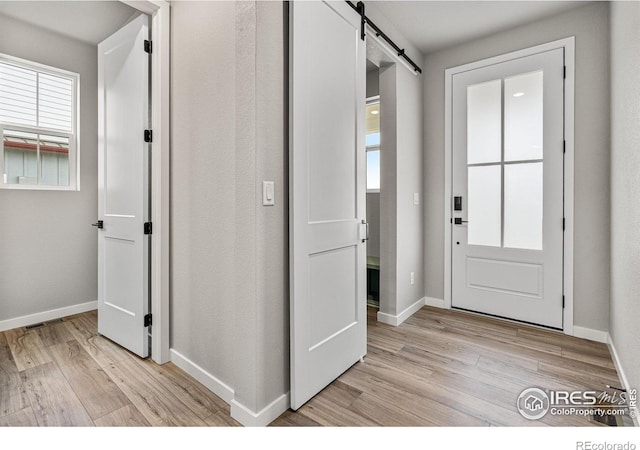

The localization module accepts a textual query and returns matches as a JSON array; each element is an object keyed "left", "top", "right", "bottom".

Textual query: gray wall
[
  {"left": 393, "top": 63, "right": 424, "bottom": 315},
  {"left": 422, "top": 2, "right": 611, "bottom": 331},
  {"left": 366, "top": 193, "right": 380, "bottom": 258},
  {"left": 366, "top": 68, "right": 379, "bottom": 98},
  {"left": 379, "top": 65, "right": 398, "bottom": 313},
  {"left": 171, "top": 0, "right": 287, "bottom": 415},
  {"left": 379, "top": 62, "right": 425, "bottom": 317},
  {"left": 0, "top": 14, "right": 98, "bottom": 322},
  {"left": 366, "top": 2, "right": 425, "bottom": 318},
  {"left": 609, "top": 1, "right": 640, "bottom": 411}
]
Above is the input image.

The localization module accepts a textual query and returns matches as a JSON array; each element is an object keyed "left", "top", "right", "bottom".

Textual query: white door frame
[
  {"left": 121, "top": 0, "right": 170, "bottom": 363},
  {"left": 443, "top": 37, "right": 575, "bottom": 335}
]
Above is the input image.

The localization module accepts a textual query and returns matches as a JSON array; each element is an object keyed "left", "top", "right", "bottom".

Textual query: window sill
[{"left": 0, "top": 184, "right": 79, "bottom": 192}]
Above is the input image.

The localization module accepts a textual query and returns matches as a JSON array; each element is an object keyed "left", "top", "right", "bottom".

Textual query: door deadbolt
[{"left": 454, "top": 196, "right": 462, "bottom": 211}]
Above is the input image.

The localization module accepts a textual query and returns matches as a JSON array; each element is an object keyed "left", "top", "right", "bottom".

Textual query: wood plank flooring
[
  {"left": 271, "top": 306, "right": 633, "bottom": 427},
  {"left": 0, "top": 310, "right": 239, "bottom": 427},
  {"left": 0, "top": 306, "right": 631, "bottom": 427}
]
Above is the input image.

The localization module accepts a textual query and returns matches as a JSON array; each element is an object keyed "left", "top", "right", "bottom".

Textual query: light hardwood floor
[
  {"left": 272, "top": 307, "right": 632, "bottom": 427},
  {"left": 0, "top": 307, "right": 631, "bottom": 427},
  {"left": 0, "top": 310, "right": 239, "bottom": 426}
]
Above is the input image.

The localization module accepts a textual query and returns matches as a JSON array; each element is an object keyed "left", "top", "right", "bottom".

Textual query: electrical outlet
[{"left": 410, "top": 272, "right": 415, "bottom": 285}]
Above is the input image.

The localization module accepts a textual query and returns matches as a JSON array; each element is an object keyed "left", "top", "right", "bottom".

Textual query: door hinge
[
  {"left": 563, "top": 65, "right": 566, "bottom": 79},
  {"left": 563, "top": 140, "right": 566, "bottom": 154},
  {"left": 144, "top": 130, "right": 152, "bottom": 143},
  {"left": 562, "top": 295, "right": 565, "bottom": 309},
  {"left": 144, "top": 313, "right": 152, "bottom": 327},
  {"left": 144, "top": 40, "right": 152, "bottom": 54},
  {"left": 144, "top": 222, "right": 152, "bottom": 235},
  {"left": 563, "top": 217, "right": 566, "bottom": 231}
]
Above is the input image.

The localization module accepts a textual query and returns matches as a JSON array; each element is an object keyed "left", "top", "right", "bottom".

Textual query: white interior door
[
  {"left": 290, "top": 1, "right": 367, "bottom": 410},
  {"left": 451, "top": 49, "right": 564, "bottom": 329},
  {"left": 97, "top": 14, "right": 150, "bottom": 357}
]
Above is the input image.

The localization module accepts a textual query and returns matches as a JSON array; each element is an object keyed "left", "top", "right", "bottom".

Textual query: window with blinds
[{"left": 0, "top": 54, "right": 78, "bottom": 190}]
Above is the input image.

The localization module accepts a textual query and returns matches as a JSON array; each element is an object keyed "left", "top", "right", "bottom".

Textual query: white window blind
[
  {"left": 0, "top": 61, "right": 73, "bottom": 132},
  {"left": 0, "top": 54, "right": 78, "bottom": 190}
]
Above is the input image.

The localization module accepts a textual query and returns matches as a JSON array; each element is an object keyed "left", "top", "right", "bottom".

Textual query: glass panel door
[
  {"left": 451, "top": 46, "right": 565, "bottom": 329},
  {"left": 465, "top": 71, "right": 545, "bottom": 251}
]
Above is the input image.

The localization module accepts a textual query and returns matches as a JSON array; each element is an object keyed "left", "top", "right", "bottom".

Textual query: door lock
[{"left": 92, "top": 220, "right": 104, "bottom": 229}]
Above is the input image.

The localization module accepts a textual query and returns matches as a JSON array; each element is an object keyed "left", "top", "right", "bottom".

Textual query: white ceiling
[
  {"left": 0, "top": 1, "right": 590, "bottom": 55},
  {"left": 0, "top": 1, "right": 138, "bottom": 45},
  {"left": 370, "top": 1, "right": 589, "bottom": 55}
]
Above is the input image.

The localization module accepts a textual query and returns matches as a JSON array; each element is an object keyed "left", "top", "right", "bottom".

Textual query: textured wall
[
  {"left": 170, "top": 0, "right": 287, "bottom": 416},
  {"left": 366, "top": 193, "right": 380, "bottom": 258},
  {"left": 0, "top": 15, "right": 98, "bottom": 322},
  {"left": 422, "top": 3, "right": 611, "bottom": 331},
  {"left": 366, "top": 3, "right": 425, "bottom": 318},
  {"left": 366, "top": 68, "right": 379, "bottom": 98},
  {"left": 171, "top": 0, "right": 238, "bottom": 390},
  {"left": 609, "top": 0, "right": 640, "bottom": 416}
]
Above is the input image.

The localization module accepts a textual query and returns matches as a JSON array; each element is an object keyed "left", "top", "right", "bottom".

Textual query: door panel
[
  {"left": 97, "top": 14, "right": 150, "bottom": 358},
  {"left": 290, "top": 0, "right": 366, "bottom": 410},
  {"left": 452, "top": 49, "right": 564, "bottom": 329}
]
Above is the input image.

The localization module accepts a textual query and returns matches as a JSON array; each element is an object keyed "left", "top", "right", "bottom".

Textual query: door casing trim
[
  {"left": 121, "top": 0, "right": 171, "bottom": 363},
  {"left": 443, "top": 37, "right": 575, "bottom": 335}
]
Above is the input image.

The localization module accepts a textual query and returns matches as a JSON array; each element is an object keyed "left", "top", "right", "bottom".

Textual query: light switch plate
[
  {"left": 413, "top": 192, "right": 420, "bottom": 205},
  {"left": 263, "top": 181, "right": 275, "bottom": 206}
]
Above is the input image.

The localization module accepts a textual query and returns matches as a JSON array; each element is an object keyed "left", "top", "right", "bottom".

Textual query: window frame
[
  {"left": 366, "top": 96, "right": 380, "bottom": 193},
  {"left": 0, "top": 52, "right": 80, "bottom": 191}
]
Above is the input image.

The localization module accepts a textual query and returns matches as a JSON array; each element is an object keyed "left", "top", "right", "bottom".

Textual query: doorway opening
[{"left": 365, "top": 91, "right": 381, "bottom": 309}]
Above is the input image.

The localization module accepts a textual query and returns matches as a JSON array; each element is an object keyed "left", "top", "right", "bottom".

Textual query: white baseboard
[
  {"left": 424, "top": 297, "right": 446, "bottom": 309},
  {"left": 170, "top": 348, "right": 290, "bottom": 426},
  {"left": 0, "top": 301, "right": 98, "bottom": 332},
  {"left": 377, "top": 297, "right": 425, "bottom": 326},
  {"left": 572, "top": 326, "right": 609, "bottom": 344},
  {"left": 169, "top": 349, "right": 234, "bottom": 403},
  {"left": 607, "top": 334, "right": 639, "bottom": 427},
  {"left": 230, "top": 392, "right": 290, "bottom": 427}
]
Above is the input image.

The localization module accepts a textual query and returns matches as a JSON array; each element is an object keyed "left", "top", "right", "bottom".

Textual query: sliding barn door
[{"left": 289, "top": 1, "right": 367, "bottom": 409}]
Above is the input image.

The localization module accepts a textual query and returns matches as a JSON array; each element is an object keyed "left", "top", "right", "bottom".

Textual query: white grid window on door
[
  {"left": 466, "top": 71, "right": 544, "bottom": 251},
  {"left": 0, "top": 54, "right": 78, "bottom": 190}
]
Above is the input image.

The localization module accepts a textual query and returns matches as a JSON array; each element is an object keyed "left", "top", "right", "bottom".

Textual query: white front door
[
  {"left": 97, "top": 14, "right": 151, "bottom": 357},
  {"left": 290, "top": 1, "right": 367, "bottom": 409},
  {"left": 451, "top": 49, "right": 564, "bottom": 329}
]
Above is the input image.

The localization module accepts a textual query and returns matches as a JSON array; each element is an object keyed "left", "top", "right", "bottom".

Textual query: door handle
[
  {"left": 92, "top": 220, "right": 104, "bottom": 229},
  {"left": 361, "top": 219, "right": 369, "bottom": 243},
  {"left": 454, "top": 218, "right": 468, "bottom": 225}
]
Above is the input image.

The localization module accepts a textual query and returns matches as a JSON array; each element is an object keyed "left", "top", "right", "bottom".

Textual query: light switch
[
  {"left": 413, "top": 192, "right": 420, "bottom": 205},
  {"left": 263, "top": 181, "right": 275, "bottom": 206}
]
